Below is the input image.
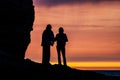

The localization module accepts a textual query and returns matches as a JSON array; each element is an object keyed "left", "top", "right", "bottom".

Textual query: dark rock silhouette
[
  {"left": 0, "top": 0, "right": 34, "bottom": 65},
  {"left": 0, "top": 59, "right": 119, "bottom": 80}
]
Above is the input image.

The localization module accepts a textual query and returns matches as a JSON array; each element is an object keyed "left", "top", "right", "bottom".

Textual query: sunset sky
[{"left": 25, "top": 0, "right": 120, "bottom": 69}]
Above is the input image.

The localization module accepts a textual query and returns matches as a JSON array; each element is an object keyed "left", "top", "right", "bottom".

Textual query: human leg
[
  {"left": 57, "top": 46, "right": 61, "bottom": 65},
  {"left": 42, "top": 46, "right": 50, "bottom": 65},
  {"left": 62, "top": 47, "right": 67, "bottom": 66}
]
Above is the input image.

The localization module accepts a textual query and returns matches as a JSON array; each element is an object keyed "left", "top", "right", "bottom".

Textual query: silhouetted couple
[{"left": 41, "top": 24, "right": 68, "bottom": 66}]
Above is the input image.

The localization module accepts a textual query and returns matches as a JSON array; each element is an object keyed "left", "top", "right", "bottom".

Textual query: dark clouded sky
[{"left": 34, "top": 0, "right": 119, "bottom": 6}]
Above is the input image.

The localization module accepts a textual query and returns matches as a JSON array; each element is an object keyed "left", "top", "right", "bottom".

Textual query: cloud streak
[{"left": 34, "top": 0, "right": 120, "bottom": 6}]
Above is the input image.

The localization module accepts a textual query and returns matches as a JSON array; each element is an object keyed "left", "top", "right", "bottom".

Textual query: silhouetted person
[
  {"left": 54, "top": 27, "right": 68, "bottom": 66},
  {"left": 41, "top": 24, "right": 54, "bottom": 65},
  {"left": 0, "top": 0, "right": 35, "bottom": 65}
]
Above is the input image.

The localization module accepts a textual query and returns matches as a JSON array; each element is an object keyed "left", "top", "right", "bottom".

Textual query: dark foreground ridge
[{"left": 0, "top": 59, "right": 119, "bottom": 80}]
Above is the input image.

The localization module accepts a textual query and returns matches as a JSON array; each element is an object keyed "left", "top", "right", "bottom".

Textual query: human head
[
  {"left": 46, "top": 24, "right": 52, "bottom": 30},
  {"left": 59, "top": 27, "right": 64, "bottom": 33},
  {"left": 0, "top": 0, "right": 34, "bottom": 59}
]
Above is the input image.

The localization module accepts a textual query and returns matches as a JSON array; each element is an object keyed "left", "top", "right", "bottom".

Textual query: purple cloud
[{"left": 34, "top": 0, "right": 119, "bottom": 6}]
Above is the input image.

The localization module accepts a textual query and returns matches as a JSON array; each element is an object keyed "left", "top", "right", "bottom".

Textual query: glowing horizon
[{"left": 51, "top": 61, "right": 120, "bottom": 70}]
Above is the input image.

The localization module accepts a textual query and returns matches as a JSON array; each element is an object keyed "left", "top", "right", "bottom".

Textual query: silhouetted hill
[{"left": 0, "top": 58, "right": 119, "bottom": 80}]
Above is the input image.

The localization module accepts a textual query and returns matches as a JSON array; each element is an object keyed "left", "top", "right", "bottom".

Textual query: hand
[{"left": 50, "top": 41, "right": 54, "bottom": 46}]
